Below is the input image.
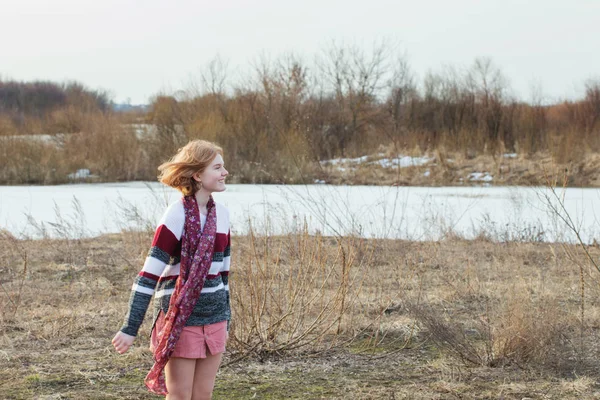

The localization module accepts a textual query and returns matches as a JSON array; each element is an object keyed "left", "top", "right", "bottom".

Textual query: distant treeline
[
  {"left": 0, "top": 79, "right": 110, "bottom": 134},
  {"left": 146, "top": 45, "right": 600, "bottom": 167},
  {"left": 1, "top": 43, "right": 600, "bottom": 185}
]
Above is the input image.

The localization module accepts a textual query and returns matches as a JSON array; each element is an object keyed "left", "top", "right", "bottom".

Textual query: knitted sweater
[{"left": 120, "top": 197, "right": 231, "bottom": 337}]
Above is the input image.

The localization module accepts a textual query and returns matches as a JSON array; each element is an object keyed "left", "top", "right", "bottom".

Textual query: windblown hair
[{"left": 158, "top": 140, "right": 223, "bottom": 196}]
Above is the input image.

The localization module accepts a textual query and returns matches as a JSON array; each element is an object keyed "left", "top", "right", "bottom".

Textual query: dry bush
[
  {"left": 456, "top": 286, "right": 567, "bottom": 369},
  {"left": 0, "top": 136, "right": 67, "bottom": 184},
  {"left": 62, "top": 112, "right": 143, "bottom": 181},
  {"left": 229, "top": 219, "right": 377, "bottom": 359},
  {"left": 403, "top": 241, "right": 598, "bottom": 375},
  {"left": 0, "top": 112, "right": 145, "bottom": 185},
  {"left": 488, "top": 293, "right": 572, "bottom": 369}
]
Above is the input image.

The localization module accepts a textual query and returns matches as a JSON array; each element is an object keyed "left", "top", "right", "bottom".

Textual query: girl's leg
[
  {"left": 191, "top": 351, "right": 223, "bottom": 400},
  {"left": 165, "top": 357, "right": 196, "bottom": 400}
]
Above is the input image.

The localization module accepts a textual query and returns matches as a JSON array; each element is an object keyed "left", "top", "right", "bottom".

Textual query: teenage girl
[{"left": 112, "top": 140, "right": 231, "bottom": 400}]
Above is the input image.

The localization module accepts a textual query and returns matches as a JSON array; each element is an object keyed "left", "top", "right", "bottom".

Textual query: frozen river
[{"left": 1, "top": 182, "right": 599, "bottom": 243}]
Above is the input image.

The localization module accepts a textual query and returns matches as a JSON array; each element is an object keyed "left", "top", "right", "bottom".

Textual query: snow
[
  {"left": 67, "top": 169, "right": 96, "bottom": 180},
  {"left": 320, "top": 156, "right": 369, "bottom": 166},
  {"left": 468, "top": 172, "right": 493, "bottom": 182},
  {"left": 1, "top": 182, "right": 600, "bottom": 244},
  {"left": 503, "top": 153, "right": 518, "bottom": 158},
  {"left": 321, "top": 154, "right": 432, "bottom": 170},
  {"left": 374, "top": 155, "right": 432, "bottom": 168}
]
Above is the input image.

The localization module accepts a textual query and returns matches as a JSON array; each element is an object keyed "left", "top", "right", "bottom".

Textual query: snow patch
[
  {"left": 320, "top": 154, "right": 432, "bottom": 170},
  {"left": 68, "top": 169, "right": 97, "bottom": 180},
  {"left": 320, "top": 156, "right": 369, "bottom": 166},
  {"left": 468, "top": 172, "right": 493, "bottom": 182},
  {"left": 374, "top": 155, "right": 432, "bottom": 168}
]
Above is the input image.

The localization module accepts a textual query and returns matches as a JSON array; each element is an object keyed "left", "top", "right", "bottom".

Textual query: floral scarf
[{"left": 144, "top": 194, "right": 217, "bottom": 395}]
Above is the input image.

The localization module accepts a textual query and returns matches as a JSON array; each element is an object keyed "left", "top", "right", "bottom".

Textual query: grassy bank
[
  {"left": 1, "top": 225, "right": 600, "bottom": 399},
  {"left": 2, "top": 127, "right": 598, "bottom": 188}
]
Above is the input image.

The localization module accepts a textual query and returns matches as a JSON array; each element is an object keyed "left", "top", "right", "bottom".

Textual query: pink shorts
[{"left": 149, "top": 310, "right": 228, "bottom": 359}]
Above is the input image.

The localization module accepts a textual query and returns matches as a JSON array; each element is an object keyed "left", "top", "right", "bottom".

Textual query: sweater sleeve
[{"left": 120, "top": 199, "right": 184, "bottom": 337}]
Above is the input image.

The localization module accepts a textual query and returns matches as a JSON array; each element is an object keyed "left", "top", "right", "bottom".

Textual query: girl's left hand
[{"left": 112, "top": 331, "right": 135, "bottom": 354}]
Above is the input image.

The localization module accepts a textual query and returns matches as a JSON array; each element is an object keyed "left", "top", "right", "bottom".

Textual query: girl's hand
[{"left": 112, "top": 331, "right": 135, "bottom": 354}]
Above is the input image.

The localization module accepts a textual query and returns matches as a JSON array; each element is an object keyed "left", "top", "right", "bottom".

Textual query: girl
[{"left": 112, "top": 140, "right": 231, "bottom": 400}]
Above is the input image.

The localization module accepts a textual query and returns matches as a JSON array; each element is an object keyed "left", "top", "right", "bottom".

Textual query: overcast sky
[{"left": 1, "top": 0, "right": 598, "bottom": 104}]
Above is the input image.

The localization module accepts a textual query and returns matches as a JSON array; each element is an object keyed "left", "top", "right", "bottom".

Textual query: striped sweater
[{"left": 120, "top": 197, "right": 231, "bottom": 337}]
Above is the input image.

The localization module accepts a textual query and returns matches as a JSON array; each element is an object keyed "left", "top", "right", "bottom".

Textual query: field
[{"left": 2, "top": 224, "right": 600, "bottom": 399}]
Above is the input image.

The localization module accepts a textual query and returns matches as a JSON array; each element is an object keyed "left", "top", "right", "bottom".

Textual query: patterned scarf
[{"left": 144, "top": 194, "right": 217, "bottom": 395}]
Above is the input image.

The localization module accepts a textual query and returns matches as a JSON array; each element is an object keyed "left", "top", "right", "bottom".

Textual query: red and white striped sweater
[{"left": 120, "top": 197, "right": 231, "bottom": 337}]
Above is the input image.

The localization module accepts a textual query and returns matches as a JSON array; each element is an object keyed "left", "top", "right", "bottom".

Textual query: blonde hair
[{"left": 158, "top": 140, "right": 224, "bottom": 196}]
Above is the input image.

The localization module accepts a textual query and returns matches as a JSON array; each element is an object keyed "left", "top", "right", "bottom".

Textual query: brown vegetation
[{"left": 2, "top": 46, "right": 600, "bottom": 187}]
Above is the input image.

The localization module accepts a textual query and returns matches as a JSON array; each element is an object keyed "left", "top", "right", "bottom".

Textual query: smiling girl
[{"left": 112, "top": 139, "right": 231, "bottom": 399}]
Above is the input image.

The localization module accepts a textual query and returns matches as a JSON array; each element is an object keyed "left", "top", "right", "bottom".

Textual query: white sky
[{"left": 1, "top": 0, "right": 598, "bottom": 104}]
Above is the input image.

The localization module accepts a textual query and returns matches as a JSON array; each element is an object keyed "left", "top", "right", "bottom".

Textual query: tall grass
[{"left": 229, "top": 223, "right": 375, "bottom": 360}]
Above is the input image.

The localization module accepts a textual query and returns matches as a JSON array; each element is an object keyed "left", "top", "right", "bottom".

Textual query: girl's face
[{"left": 193, "top": 154, "right": 228, "bottom": 193}]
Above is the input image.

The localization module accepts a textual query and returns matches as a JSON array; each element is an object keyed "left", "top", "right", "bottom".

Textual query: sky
[{"left": 1, "top": 0, "right": 598, "bottom": 104}]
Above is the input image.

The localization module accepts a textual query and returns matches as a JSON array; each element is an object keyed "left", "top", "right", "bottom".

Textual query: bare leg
[
  {"left": 191, "top": 350, "right": 223, "bottom": 400},
  {"left": 165, "top": 357, "right": 196, "bottom": 400}
]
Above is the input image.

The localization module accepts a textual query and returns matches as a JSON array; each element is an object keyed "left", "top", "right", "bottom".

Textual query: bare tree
[
  {"left": 385, "top": 53, "right": 416, "bottom": 145},
  {"left": 317, "top": 39, "right": 393, "bottom": 156},
  {"left": 583, "top": 78, "right": 600, "bottom": 135},
  {"left": 518, "top": 80, "right": 548, "bottom": 154},
  {"left": 201, "top": 55, "right": 229, "bottom": 96},
  {"left": 467, "top": 57, "right": 509, "bottom": 154}
]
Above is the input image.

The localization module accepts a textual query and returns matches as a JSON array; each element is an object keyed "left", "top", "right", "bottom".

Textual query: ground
[{"left": 1, "top": 231, "right": 600, "bottom": 399}]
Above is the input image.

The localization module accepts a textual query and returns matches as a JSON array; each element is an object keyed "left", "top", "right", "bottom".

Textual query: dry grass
[
  {"left": 230, "top": 225, "right": 374, "bottom": 358},
  {"left": 319, "top": 147, "right": 600, "bottom": 188},
  {"left": 2, "top": 220, "right": 600, "bottom": 398},
  {"left": 0, "top": 112, "right": 144, "bottom": 185},
  {"left": 8, "top": 125, "right": 600, "bottom": 189}
]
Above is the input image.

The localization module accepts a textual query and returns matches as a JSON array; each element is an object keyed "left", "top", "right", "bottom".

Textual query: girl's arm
[{"left": 118, "top": 200, "right": 184, "bottom": 338}]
